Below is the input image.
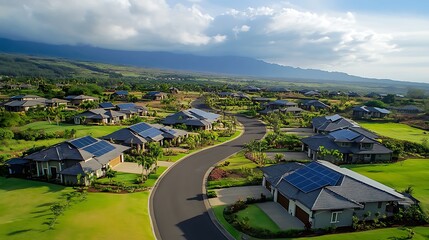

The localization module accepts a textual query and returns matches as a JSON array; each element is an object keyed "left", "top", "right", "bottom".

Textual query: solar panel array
[
  {"left": 329, "top": 129, "right": 360, "bottom": 141},
  {"left": 129, "top": 122, "right": 163, "bottom": 140},
  {"left": 82, "top": 141, "right": 115, "bottom": 157},
  {"left": 130, "top": 122, "right": 152, "bottom": 134},
  {"left": 69, "top": 136, "right": 98, "bottom": 148},
  {"left": 285, "top": 162, "right": 342, "bottom": 193}
]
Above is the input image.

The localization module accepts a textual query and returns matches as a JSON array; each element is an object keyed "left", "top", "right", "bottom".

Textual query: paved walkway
[
  {"left": 209, "top": 186, "right": 272, "bottom": 206},
  {"left": 257, "top": 202, "right": 305, "bottom": 230},
  {"left": 158, "top": 161, "right": 175, "bottom": 167}
]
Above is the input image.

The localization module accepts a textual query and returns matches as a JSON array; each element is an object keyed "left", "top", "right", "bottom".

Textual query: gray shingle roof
[
  {"left": 162, "top": 108, "right": 219, "bottom": 126},
  {"left": 302, "top": 128, "right": 392, "bottom": 155},
  {"left": 60, "top": 159, "right": 102, "bottom": 176},
  {"left": 264, "top": 161, "right": 406, "bottom": 211}
]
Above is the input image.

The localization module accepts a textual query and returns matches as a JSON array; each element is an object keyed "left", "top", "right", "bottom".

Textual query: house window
[
  {"left": 365, "top": 154, "right": 371, "bottom": 158},
  {"left": 361, "top": 143, "right": 372, "bottom": 149},
  {"left": 331, "top": 212, "right": 341, "bottom": 223},
  {"left": 378, "top": 202, "right": 382, "bottom": 209}
]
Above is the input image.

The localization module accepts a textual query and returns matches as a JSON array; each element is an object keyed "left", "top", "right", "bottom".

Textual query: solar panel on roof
[
  {"left": 82, "top": 141, "right": 115, "bottom": 157},
  {"left": 326, "top": 114, "right": 342, "bottom": 122},
  {"left": 130, "top": 122, "right": 151, "bottom": 134},
  {"left": 285, "top": 162, "right": 341, "bottom": 193},
  {"left": 329, "top": 129, "right": 360, "bottom": 141},
  {"left": 69, "top": 136, "right": 98, "bottom": 148}
]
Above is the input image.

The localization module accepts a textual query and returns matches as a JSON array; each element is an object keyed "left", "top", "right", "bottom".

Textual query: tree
[
  {"left": 407, "top": 88, "right": 426, "bottom": 99},
  {"left": 365, "top": 100, "right": 386, "bottom": 108},
  {"left": 105, "top": 168, "right": 117, "bottom": 183},
  {"left": 382, "top": 94, "right": 396, "bottom": 104},
  {"left": 136, "top": 143, "right": 163, "bottom": 183}
]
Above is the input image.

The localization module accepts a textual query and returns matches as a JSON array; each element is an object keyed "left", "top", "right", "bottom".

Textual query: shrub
[
  {"left": 208, "top": 168, "right": 228, "bottom": 181},
  {"left": 0, "top": 128, "right": 14, "bottom": 140},
  {"left": 207, "top": 190, "right": 217, "bottom": 198}
]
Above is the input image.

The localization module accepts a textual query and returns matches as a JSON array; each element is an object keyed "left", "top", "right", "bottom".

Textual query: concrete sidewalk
[{"left": 257, "top": 202, "right": 305, "bottom": 230}]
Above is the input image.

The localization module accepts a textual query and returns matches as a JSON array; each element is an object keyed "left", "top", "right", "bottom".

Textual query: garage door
[
  {"left": 277, "top": 193, "right": 289, "bottom": 210},
  {"left": 109, "top": 156, "right": 121, "bottom": 167},
  {"left": 295, "top": 205, "right": 310, "bottom": 227}
]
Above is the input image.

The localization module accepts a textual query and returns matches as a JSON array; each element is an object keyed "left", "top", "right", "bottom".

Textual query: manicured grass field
[
  {"left": 0, "top": 176, "right": 156, "bottom": 240},
  {"left": 359, "top": 122, "right": 428, "bottom": 143},
  {"left": 96, "top": 166, "right": 166, "bottom": 188},
  {"left": 346, "top": 159, "right": 429, "bottom": 214},
  {"left": 298, "top": 227, "right": 429, "bottom": 240},
  {"left": 1, "top": 121, "right": 125, "bottom": 157},
  {"left": 207, "top": 151, "right": 262, "bottom": 189},
  {"left": 236, "top": 204, "right": 280, "bottom": 232}
]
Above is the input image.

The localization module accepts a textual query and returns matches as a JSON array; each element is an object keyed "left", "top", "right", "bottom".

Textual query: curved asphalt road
[{"left": 150, "top": 99, "right": 266, "bottom": 240}]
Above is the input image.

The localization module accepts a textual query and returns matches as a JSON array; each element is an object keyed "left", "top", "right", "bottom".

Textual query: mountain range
[{"left": 0, "top": 37, "right": 426, "bottom": 89}]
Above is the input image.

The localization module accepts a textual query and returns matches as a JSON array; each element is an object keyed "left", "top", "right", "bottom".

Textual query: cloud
[{"left": 0, "top": 0, "right": 219, "bottom": 49}]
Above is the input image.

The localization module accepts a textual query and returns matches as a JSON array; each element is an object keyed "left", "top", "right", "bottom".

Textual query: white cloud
[{"left": 0, "top": 0, "right": 219, "bottom": 49}]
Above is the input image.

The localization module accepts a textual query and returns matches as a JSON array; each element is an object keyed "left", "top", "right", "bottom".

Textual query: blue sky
[{"left": 0, "top": 0, "right": 428, "bottom": 82}]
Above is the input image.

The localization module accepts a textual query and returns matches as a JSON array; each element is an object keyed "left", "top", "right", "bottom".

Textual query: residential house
[
  {"left": 311, "top": 114, "right": 358, "bottom": 133},
  {"left": 218, "top": 92, "right": 236, "bottom": 98},
  {"left": 162, "top": 108, "right": 220, "bottom": 130},
  {"left": 251, "top": 97, "right": 272, "bottom": 104},
  {"left": 6, "top": 136, "right": 129, "bottom": 185},
  {"left": 266, "top": 100, "right": 298, "bottom": 109},
  {"left": 116, "top": 103, "right": 148, "bottom": 118},
  {"left": 4, "top": 95, "right": 68, "bottom": 112},
  {"left": 259, "top": 100, "right": 303, "bottom": 115},
  {"left": 65, "top": 95, "right": 99, "bottom": 106},
  {"left": 266, "top": 87, "right": 291, "bottom": 93},
  {"left": 99, "top": 102, "right": 116, "bottom": 110},
  {"left": 242, "top": 86, "right": 261, "bottom": 92},
  {"left": 352, "top": 106, "right": 390, "bottom": 119},
  {"left": 261, "top": 161, "right": 410, "bottom": 229},
  {"left": 347, "top": 92, "right": 361, "bottom": 97},
  {"left": 111, "top": 90, "right": 129, "bottom": 100},
  {"left": 365, "top": 92, "right": 381, "bottom": 98},
  {"left": 391, "top": 105, "right": 423, "bottom": 114},
  {"left": 301, "top": 100, "right": 330, "bottom": 111},
  {"left": 73, "top": 108, "right": 126, "bottom": 125},
  {"left": 301, "top": 128, "right": 392, "bottom": 162},
  {"left": 45, "top": 98, "right": 69, "bottom": 108},
  {"left": 304, "top": 90, "right": 321, "bottom": 97},
  {"left": 102, "top": 122, "right": 188, "bottom": 150},
  {"left": 143, "top": 91, "right": 168, "bottom": 100}
]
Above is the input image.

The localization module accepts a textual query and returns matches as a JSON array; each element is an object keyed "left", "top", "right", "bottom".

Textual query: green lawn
[
  {"left": 207, "top": 151, "right": 262, "bottom": 189},
  {"left": 236, "top": 204, "right": 280, "bottom": 232},
  {"left": 1, "top": 121, "right": 125, "bottom": 157},
  {"left": 297, "top": 227, "right": 429, "bottom": 240},
  {"left": 0, "top": 176, "right": 155, "bottom": 240},
  {"left": 96, "top": 166, "right": 166, "bottom": 188},
  {"left": 359, "top": 122, "right": 428, "bottom": 143},
  {"left": 346, "top": 159, "right": 429, "bottom": 214}
]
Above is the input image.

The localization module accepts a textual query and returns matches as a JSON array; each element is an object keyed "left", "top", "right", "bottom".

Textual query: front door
[{"left": 50, "top": 167, "right": 57, "bottom": 179}]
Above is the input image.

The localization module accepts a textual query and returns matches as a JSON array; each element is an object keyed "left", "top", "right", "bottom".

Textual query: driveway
[
  {"left": 266, "top": 151, "right": 309, "bottom": 161},
  {"left": 257, "top": 202, "right": 305, "bottom": 230},
  {"left": 208, "top": 186, "right": 272, "bottom": 206},
  {"left": 150, "top": 98, "right": 266, "bottom": 240},
  {"left": 113, "top": 161, "right": 174, "bottom": 174}
]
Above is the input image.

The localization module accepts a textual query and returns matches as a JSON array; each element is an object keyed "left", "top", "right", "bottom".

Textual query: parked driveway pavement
[
  {"left": 209, "top": 186, "right": 272, "bottom": 206},
  {"left": 257, "top": 202, "right": 305, "bottom": 230}
]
